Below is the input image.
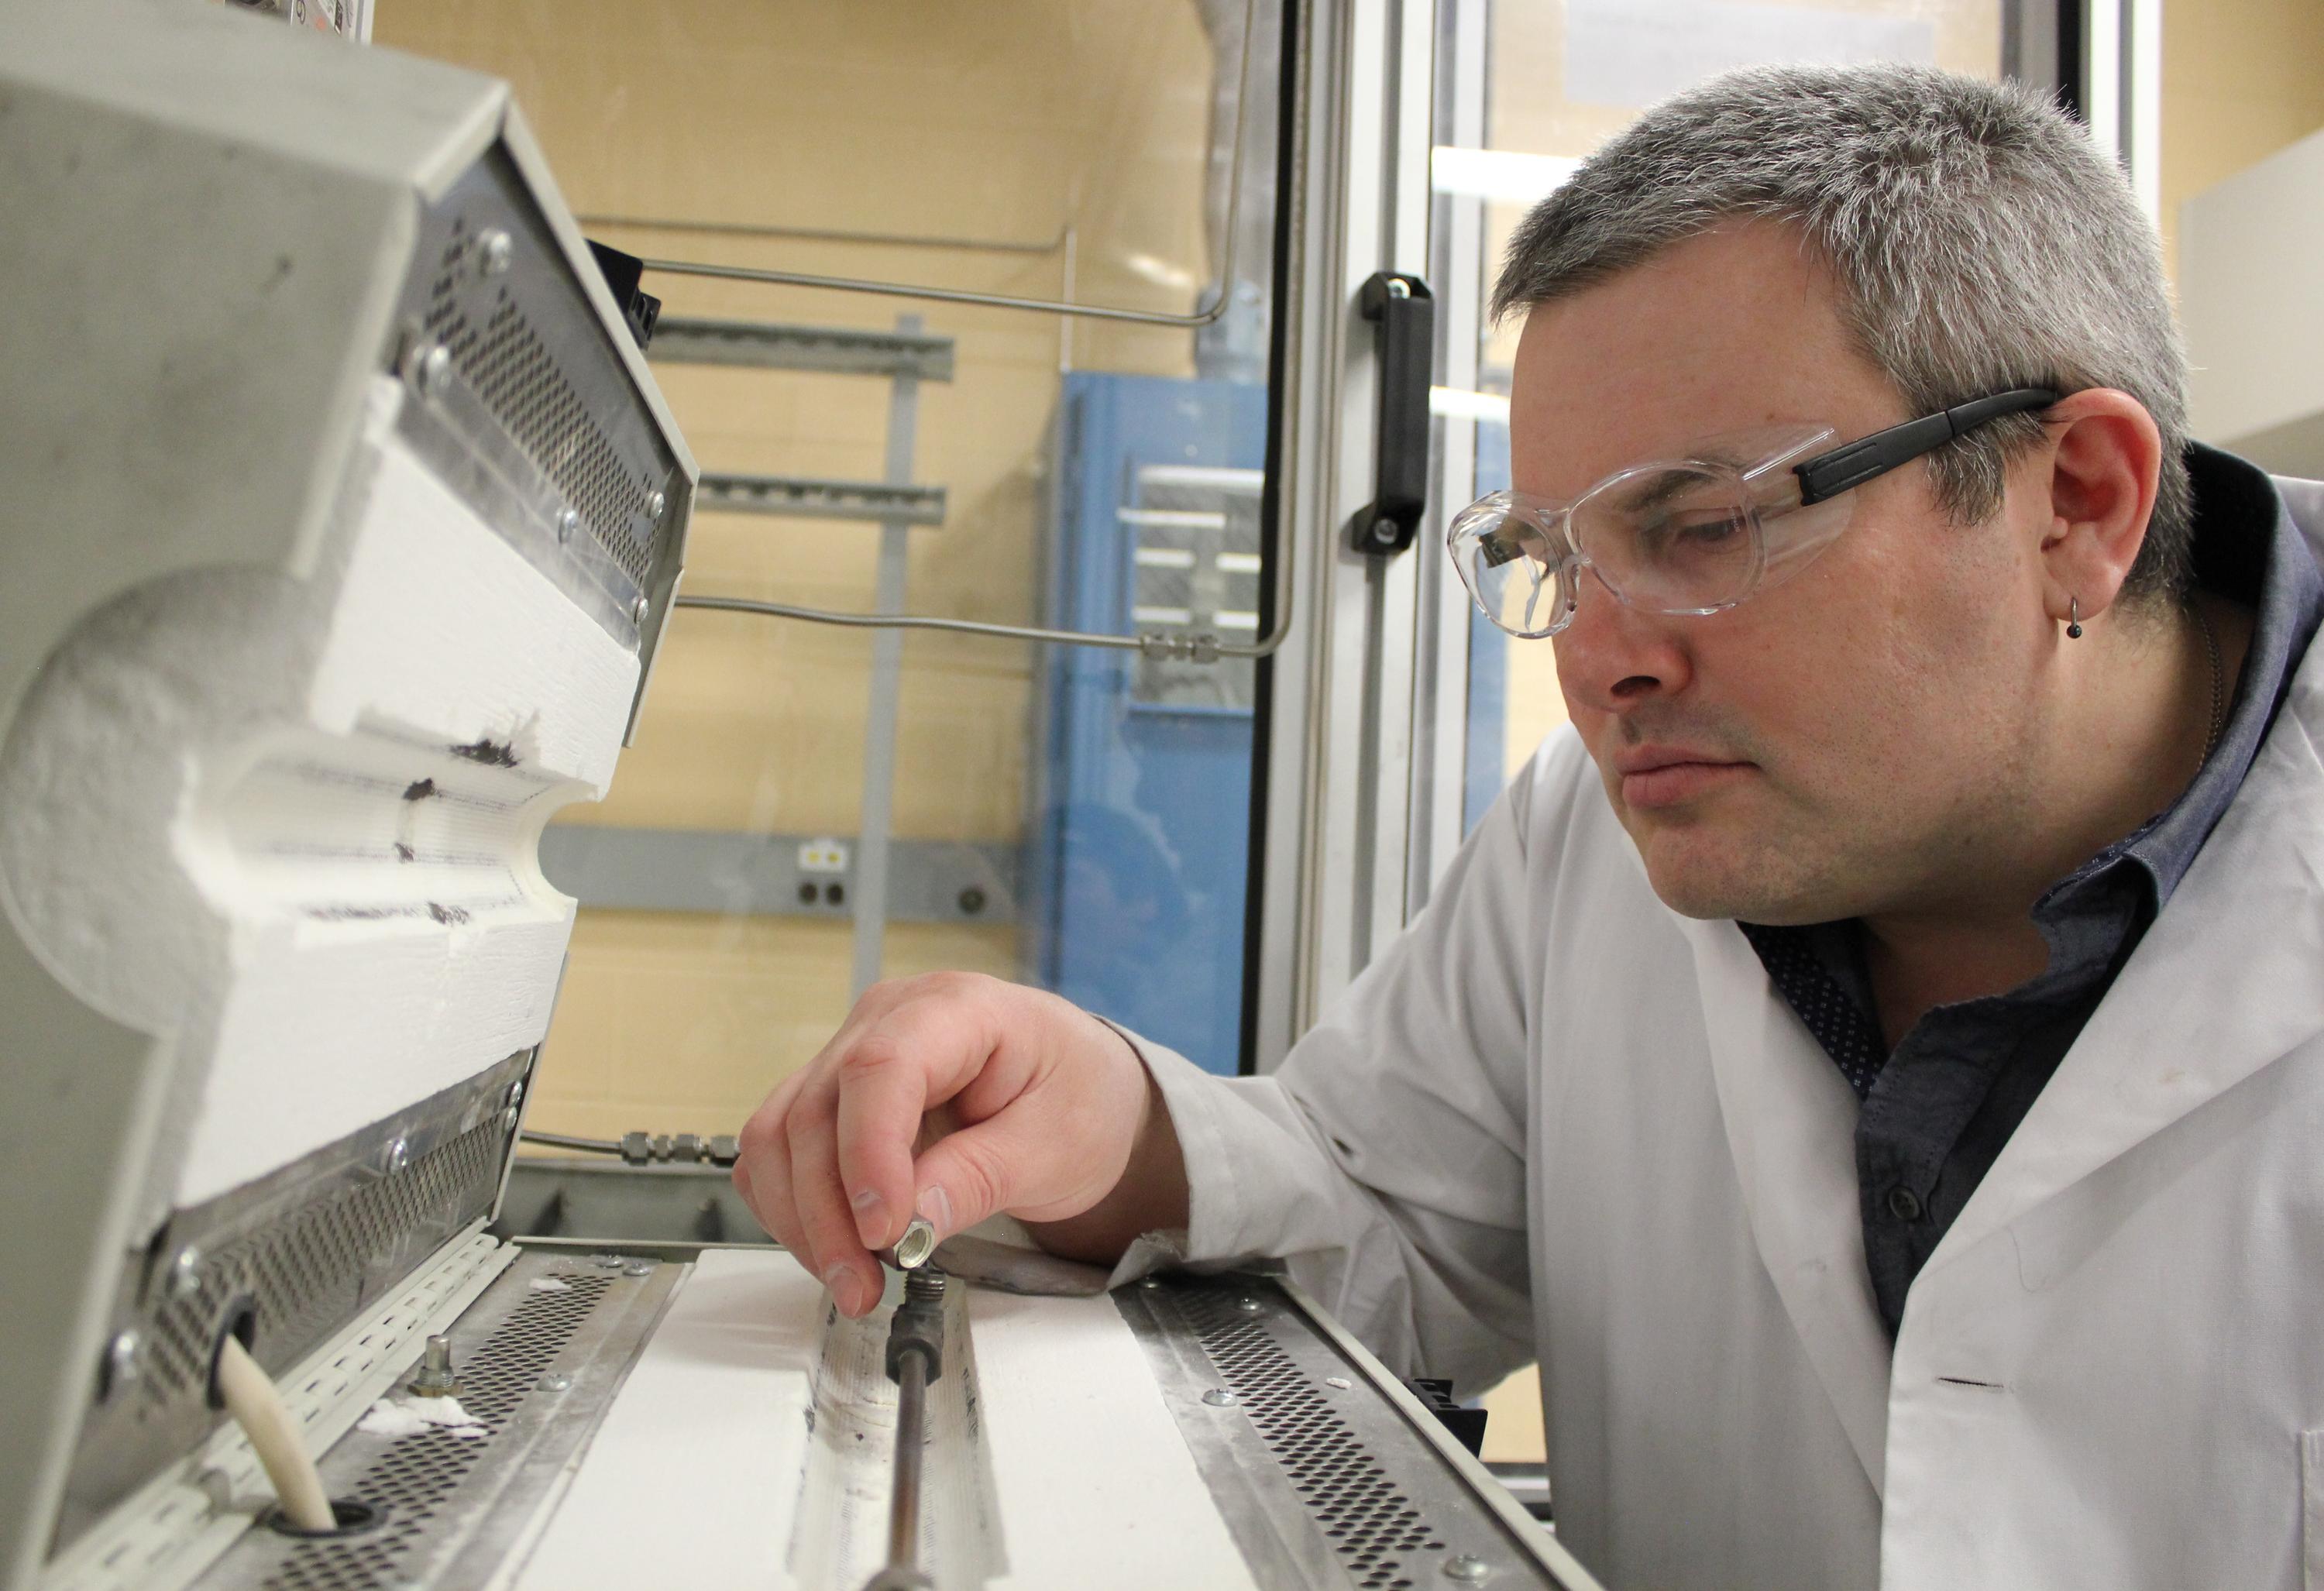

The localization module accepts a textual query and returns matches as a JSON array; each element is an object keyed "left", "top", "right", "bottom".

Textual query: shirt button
[{"left": 1887, "top": 1185, "right": 1924, "bottom": 1222}]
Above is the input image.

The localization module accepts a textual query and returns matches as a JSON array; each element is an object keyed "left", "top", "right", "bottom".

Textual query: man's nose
[{"left": 1550, "top": 569, "right": 1694, "bottom": 714}]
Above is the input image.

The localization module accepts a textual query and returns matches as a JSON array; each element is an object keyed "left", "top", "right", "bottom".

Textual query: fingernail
[
  {"left": 921, "top": 1185, "right": 954, "bottom": 1241},
  {"left": 849, "top": 1185, "right": 885, "bottom": 1246},
  {"left": 823, "top": 1264, "right": 866, "bottom": 1317}
]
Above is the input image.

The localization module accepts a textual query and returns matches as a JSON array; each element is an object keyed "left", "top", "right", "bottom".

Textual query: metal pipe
[
  {"left": 578, "top": 215, "right": 1067, "bottom": 256},
  {"left": 641, "top": 0, "right": 1260, "bottom": 330},
  {"left": 518, "top": 1129, "right": 624, "bottom": 1156},
  {"left": 888, "top": 1347, "right": 929, "bottom": 1569}
]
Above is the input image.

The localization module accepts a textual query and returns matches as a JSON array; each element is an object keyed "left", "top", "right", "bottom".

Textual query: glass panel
[
  {"left": 1430, "top": 0, "right": 2020, "bottom": 1468},
  {"left": 1432, "top": 0, "right": 2015, "bottom": 834},
  {"left": 370, "top": 0, "right": 1285, "bottom": 1159}
]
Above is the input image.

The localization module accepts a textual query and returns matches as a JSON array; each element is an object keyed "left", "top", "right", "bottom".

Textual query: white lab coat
[{"left": 1126, "top": 476, "right": 2324, "bottom": 1589}]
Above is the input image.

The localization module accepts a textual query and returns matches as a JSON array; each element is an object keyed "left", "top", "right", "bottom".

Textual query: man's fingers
[
  {"left": 786, "top": 1101, "right": 882, "bottom": 1318},
  {"left": 832, "top": 1034, "right": 937, "bottom": 1252}
]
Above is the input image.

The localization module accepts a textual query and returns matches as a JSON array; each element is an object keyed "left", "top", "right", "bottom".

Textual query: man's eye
[{"left": 1638, "top": 514, "right": 1741, "bottom": 554}]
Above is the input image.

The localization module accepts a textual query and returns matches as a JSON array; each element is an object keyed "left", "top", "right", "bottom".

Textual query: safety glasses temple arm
[{"left": 1792, "top": 387, "right": 2061, "bottom": 506}]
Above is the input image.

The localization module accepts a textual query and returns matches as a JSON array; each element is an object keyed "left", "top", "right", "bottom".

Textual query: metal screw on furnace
[
  {"left": 412, "top": 342, "right": 451, "bottom": 398},
  {"left": 386, "top": 1136, "right": 411, "bottom": 1173},
  {"left": 1236, "top": 1297, "right": 1263, "bottom": 1315},
  {"left": 647, "top": 489, "right": 667, "bottom": 520},
  {"left": 623, "top": 1260, "right": 653, "bottom": 1278},
  {"left": 1202, "top": 1388, "right": 1240, "bottom": 1407},
  {"left": 591, "top": 1253, "right": 625, "bottom": 1270},
  {"left": 537, "top": 1373, "right": 572, "bottom": 1393},
  {"left": 103, "top": 1330, "right": 143, "bottom": 1400},
  {"left": 631, "top": 595, "right": 650, "bottom": 627},
  {"left": 476, "top": 228, "right": 512, "bottom": 277},
  {"left": 1443, "top": 1554, "right": 1491, "bottom": 1583},
  {"left": 409, "top": 1335, "right": 459, "bottom": 1398},
  {"left": 168, "top": 1247, "right": 204, "bottom": 1304},
  {"left": 556, "top": 507, "right": 579, "bottom": 545}
]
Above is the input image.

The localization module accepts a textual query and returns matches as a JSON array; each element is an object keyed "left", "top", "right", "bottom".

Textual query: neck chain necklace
[{"left": 2195, "top": 603, "right": 2226, "bottom": 766}]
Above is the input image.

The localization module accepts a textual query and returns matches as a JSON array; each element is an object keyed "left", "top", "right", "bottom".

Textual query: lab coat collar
[
  {"left": 1925, "top": 631, "right": 2324, "bottom": 1277},
  {"left": 1680, "top": 911, "right": 1896, "bottom": 1494}
]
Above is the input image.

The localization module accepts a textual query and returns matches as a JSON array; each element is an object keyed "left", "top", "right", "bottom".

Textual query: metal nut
[
  {"left": 1443, "top": 1554, "right": 1491, "bottom": 1582},
  {"left": 1202, "top": 1388, "right": 1240, "bottom": 1407}
]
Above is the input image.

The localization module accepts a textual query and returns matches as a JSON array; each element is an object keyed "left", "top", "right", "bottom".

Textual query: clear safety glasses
[{"left": 1448, "top": 387, "right": 2061, "bottom": 639}]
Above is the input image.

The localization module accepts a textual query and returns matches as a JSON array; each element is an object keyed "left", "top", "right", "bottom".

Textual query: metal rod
[
  {"left": 579, "top": 214, "right": 1067, "bottom": 256},
  {"left": 888, "top": 1348, "right": 929, "bottom": 1569},
  {"left": 852, "top": 313, "right": 923, "bottom": 998},
  {"left": 518, "top": 1129, "right": 624, "bottom": 1156},
  {"left": 640, "top": 0, "right": 1260, "bottom": 329}
]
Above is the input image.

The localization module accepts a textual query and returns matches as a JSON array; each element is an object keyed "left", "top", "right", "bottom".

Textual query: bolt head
[
  {"left": 1201, "top": 1388, "right": 1239, "bottom": 1407},
  {"left": 1443, "top": 1554, "right": 1490, "bottom": 1582},
  {"left": 507, "top": 1078, "right": 526, "bottom": 1106},
  {"left": 556, "top": 507, "right": 579, "bottom": 544},
  {"left": 168, "top": 1247, "right": 204, "bottom": 1304},
  {"left": 647, "top": 489, "right": 668, "bottom": 520},
  {"left": 477, "top": 229, "right": 512, "bottom": 277},
  {"left": 1236, "top": 1297, "right": 1263, "bottom": 1315},
  {"left": 500, "top": 1105, "right": 519, "bottom": 1132},
  {"left": 623, "top": 1260, "right": 653, "bottom": 1277},
  {"left": 591, "top": 1253, "right": 625, "bottom": 1269},
  {"left": 414, "top": 343, "right": 451, "bottom": 397},
  {"left": 386, "top": 1136, "right": 410, "bottom": 1173},
  {"left": 105, "top": 1331, "right": 143, "bottom": 1397},
  {"left": 631, "top": 595, "right": 650, "bottom": 626}
]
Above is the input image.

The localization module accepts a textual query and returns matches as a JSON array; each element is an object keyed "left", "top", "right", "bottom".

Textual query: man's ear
[{"left": 2032, "top": 388, "right": 2164, "bottom": 626}]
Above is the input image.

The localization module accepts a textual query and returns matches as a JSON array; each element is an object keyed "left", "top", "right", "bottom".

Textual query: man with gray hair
[{"left": 734, "top": 64, "right": 2324, "bottom": 1588}]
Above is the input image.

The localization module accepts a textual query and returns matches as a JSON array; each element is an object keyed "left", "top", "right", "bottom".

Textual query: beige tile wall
[{"left": 371, "top": 0, "right": 1224, "bottom": 1141}]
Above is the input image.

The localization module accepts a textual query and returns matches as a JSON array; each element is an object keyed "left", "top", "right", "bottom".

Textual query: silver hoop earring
[{"left": 2066, "top": 597, "right": 2083, "bottom": 640}]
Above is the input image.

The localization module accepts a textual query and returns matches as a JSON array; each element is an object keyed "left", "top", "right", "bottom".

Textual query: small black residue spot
[
  {"left": 309, "top": 905, "right": 399, "bottom": 922},
  {"left": 403, "top": 778, "right": 438, "bottom": 802},
  {"left": 426, "top": 902, "right": 472, "bottom": 926},
  {"left": 449, "top": 738, "right": 518, "bottom": 768},
  {"left": 394, "top": 843, "right": 415, "bottom": 862}
]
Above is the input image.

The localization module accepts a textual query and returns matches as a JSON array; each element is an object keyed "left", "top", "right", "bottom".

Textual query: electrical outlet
[{"left": 798, "top": 838, "right": 849, "bottom": 875}]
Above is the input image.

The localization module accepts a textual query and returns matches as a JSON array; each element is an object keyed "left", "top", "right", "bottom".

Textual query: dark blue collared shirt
[{"left": 1741, "top": 445, "right": 2324, "bottom": 1337}]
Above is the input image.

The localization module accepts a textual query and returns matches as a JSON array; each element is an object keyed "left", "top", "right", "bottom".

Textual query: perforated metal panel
[
  {"left": 263, "top": 1274, "right": 614, "bottom": 1591},
  {"left": 419, "top": 225, "right": 656, "bottom": 589},
  {"left": 1180, "top": 1290, "right": 1441, "bottom": 1589}
]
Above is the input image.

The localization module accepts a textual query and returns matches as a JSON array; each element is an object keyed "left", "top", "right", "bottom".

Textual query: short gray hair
[{"left": 1492, "top": 64, "right": 2192, "bottom": 602}]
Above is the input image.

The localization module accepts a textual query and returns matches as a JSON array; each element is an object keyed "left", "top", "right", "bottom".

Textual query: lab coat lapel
[
  {"left": 1679, "top": 913, "right": 1894, "bottom": 1493},
  {"left": 1929, "top": 665, "right": 2324, "bottom": 1270}
]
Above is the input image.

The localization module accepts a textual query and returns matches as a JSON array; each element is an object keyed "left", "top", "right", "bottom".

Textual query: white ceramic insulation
[
  {"left": 516, "top": 1251, "right": 1256, "bottom": 1591},
  {"left": 0, "top": 376, "right": 639, "bottom": 1208}
]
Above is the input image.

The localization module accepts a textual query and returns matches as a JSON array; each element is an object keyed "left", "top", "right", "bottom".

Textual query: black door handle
[{"left": 1349, "top": 271, "right": 1434, "bottom": 557}]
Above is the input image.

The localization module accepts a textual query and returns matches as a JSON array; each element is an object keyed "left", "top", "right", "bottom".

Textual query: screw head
[
  {"left": 537, "top": 1373, "right": 572, "bottom": 1392},
  {"left": 414, "top": 343, "right": 451, "bottom": 397},
  {"left": 1443, "top": 1554, "right": 1490, "bottom": 1582},
  {"left": 591, "top": 1253, "right": 626, "bottom": 1269},
  {"left": 623, "top": 1260, "right": 653, "bottom": 1277},
  {"left": 500, "top": 1105, "right": 519, "bottom": 1132},
  {"left": 631, "top": 595, "right": 650, "bottom": 626},
  {"left": 1139, "top": 1277, "right": 1162, "bottom": 1290},
  {"left": 386, "top": 1136, "right": 410, "bottom": 1173},
  {"left": 647, "top": 489, "right": 668, "bottom": 520},
  {"left": 507, "top": 1078, "right": 526, "bottom": 1106},
  {"left": 168, "top": 1247, "right": 204, "bottom": 1304},
  {"left": 1201, "top": 1388, "right": 1239, "bottom": 1407},
  {"left": 557, "top": 507, "right": 579, "bottom": 544},
  {"left": 1236, "top": 1297, "right": 1263, "bottom": 1315},
  {"left": 476, "top": 229, "right": 512, "bottom": 277},
  {"left": 104, "top": 1330, "right": 143, "bottom": 1397},
  {"left": 956, "top": 885, "right": 987, "bottom": 916}
]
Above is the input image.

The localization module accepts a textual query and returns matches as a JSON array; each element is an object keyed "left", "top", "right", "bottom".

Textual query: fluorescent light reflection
[
  {"left": 1429, "top": 146, "right": 1585, "bottom": 204},
  {"left": 1431, "top": 386, "right": 1511, "bottom": 425}
]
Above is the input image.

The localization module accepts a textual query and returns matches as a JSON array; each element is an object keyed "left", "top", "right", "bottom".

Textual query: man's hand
[{"left": 731, "top": 972, "right": 1190, "bottom": 1317}]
